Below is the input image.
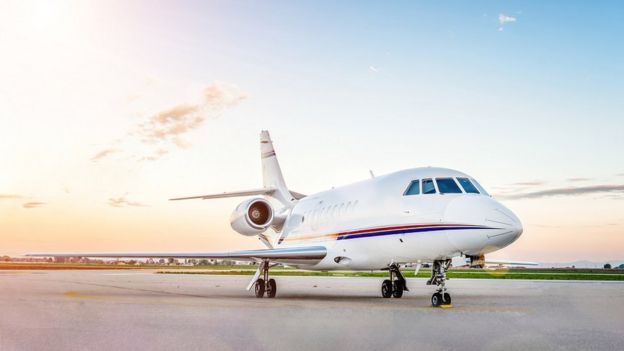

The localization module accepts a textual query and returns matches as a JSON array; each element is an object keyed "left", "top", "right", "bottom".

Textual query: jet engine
[{"left": 230, "top": 198, "right": 274, "bottom": 236}]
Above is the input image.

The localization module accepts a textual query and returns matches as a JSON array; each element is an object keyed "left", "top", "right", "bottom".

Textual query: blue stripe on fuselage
[{"left": 336, "top": 226, "right": 497, "bottom": 241}]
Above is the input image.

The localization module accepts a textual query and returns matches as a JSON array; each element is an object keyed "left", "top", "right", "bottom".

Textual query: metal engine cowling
[{"left": 230, "top": 198, "right": 274, "bottom": 236}]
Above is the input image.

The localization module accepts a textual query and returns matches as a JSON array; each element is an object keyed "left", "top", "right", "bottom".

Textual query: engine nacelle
[{"left": 230, "top": 198, "right": 274, "bottom": 236}]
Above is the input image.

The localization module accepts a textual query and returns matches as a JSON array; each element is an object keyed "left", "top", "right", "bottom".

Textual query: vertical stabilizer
[{"left": 260, "top": 131, "right": 293, "bottom": 206}]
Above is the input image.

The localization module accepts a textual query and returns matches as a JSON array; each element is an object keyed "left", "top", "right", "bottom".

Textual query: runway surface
[{"left": 1, "top": 270, "right": 623, "bottom": 351}]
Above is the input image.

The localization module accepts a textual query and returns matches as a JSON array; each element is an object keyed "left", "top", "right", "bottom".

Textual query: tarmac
[{"left": 0, "top": 270, "right": 623, "bottom": 351}]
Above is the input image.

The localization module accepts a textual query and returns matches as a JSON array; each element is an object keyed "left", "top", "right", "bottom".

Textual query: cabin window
[
  {"left": 404, "top": 180, "right": 420, "bottom": 195},
  {"left": 436, "top": 178, "right": 462, "bottom": 194},
  {"left": 456, "top": 177, "right": 480, "bottom": 194},
  {"left": 422, "top": 179, "right": 436, "bottom": 194}
]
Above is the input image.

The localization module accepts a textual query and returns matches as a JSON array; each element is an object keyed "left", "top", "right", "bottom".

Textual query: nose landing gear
[
  {"left": 428, "top": 259, "right": 451, "bottom": 307},
  {"left": 381, "top": 263, "right": 409, "bottom": 298}
]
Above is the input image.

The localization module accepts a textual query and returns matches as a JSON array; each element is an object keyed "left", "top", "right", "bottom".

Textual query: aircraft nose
[
  {"left": 488, "top": 203, "right": 523, "bottom": 245},
  {"left": 444, "top": 196, "right": 523, "bottom": 250},
  {"left": 513, "top": 218, "right": 524, "bottom": 238}
]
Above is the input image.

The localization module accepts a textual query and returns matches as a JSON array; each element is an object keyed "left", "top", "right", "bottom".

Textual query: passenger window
[
  {"left": 422, "top": 179, "right": 436, "bottom": 194},
  {"left": 436, "top": 178, "right": 462, "bottom": 194},
  {"left": 456, "top": 177, "right": 480, "bottom": 194},
  {"left": 404, "top": 180, "right": 420, "bottom": 195}
]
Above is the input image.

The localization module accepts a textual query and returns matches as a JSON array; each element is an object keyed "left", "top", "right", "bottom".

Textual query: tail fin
[{"left": 260, "top": 130, "right": 293, "bottom": 206}]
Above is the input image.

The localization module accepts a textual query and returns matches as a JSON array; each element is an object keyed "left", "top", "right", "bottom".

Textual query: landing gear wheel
[
  {"left": 266, "top": 278, "right": 277, "bottom": 298},
  {"left": 255, "top": 278, "right": 265, "bottom": 298},
  {"left": 443, "top": 293, "right": 451, "bottom": 305},
  {"left": 431, "top": 292, "right": 442, "bottom": 307},
  {"left": 392, "top": 280, "right": 404, "bottom": 298},
  {"left": 381, "top": 280, "right": 392, "bottom": 298}
]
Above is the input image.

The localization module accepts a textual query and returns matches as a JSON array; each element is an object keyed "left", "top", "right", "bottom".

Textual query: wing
[
  {"left": 26, "top": 246, "right": 327, "bottom": 263},
  {"left": 485, "top": 259, "right": 538, "bottom": 266}
]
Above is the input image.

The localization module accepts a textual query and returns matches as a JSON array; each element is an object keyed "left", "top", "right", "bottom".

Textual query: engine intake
[{"left": 230, "top": 198, "right": 274, "bottom": 236}]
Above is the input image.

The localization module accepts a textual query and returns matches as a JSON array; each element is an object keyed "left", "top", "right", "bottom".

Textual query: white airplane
[{"left": 29, "top": 131, "right": 533, "bottom": 306}]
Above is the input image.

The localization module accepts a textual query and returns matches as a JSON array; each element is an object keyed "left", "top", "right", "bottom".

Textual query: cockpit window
[
  {"left": 471, "top": 178, "right": 490, "bottom": 196},
  {"left": 435, "top": 178, "right": 462, "bottom": 194},
  {"left": 456, "top": 177, "right": 480, "bottom": 194},
  {"left": 422, "top": 179, "right": 436, "bottom": 194},
  {"left": 404, "top": 180, "right": 420, "bottom": 195}
]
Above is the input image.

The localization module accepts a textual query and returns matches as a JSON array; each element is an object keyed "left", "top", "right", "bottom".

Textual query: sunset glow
[{"left": 1, "top": 1, "right": 623, "bottom": 263}]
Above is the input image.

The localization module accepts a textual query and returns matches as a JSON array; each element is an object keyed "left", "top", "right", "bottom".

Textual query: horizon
[{"left": 1, "top": 0, "right": 623, "bottom": 262}]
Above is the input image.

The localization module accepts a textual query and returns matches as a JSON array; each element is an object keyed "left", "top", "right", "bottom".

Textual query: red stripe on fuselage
[{"left": 281, "top": 223, "right": 484, "bottom": 243}]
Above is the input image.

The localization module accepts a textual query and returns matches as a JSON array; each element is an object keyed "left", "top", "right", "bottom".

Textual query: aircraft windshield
[
  {"left": 470, "top": 178, "right": 490, "bottom": 196},
  {"left": 456, "top": 177, "right": 480, "bottom": 194},
  {"left": 435, "top": 178, "right": 462, "bottom": 194},
  {"left": 422, "top": 179, "right": 436, "bottom": 194}
]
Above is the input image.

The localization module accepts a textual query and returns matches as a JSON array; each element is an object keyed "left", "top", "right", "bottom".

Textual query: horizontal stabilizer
[
  {"left": 169, "top": 188, "right": 306, "bottom": 201},
  {"left": 26, "top": 246, "right": 327, "bottom": 262}
]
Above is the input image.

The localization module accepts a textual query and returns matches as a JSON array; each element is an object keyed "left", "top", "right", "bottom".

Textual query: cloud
[
  {"left": 22, "top": 202, "right": 46, "bottom": 209},
  {"left": 138, "top": 82, "right": 246, "bottom": 147},
  {"left": 617, "top": 173, "right": 624, "bottom": 177},
  {"left": 91, "top": 148, "right": 120, "bottom": 162},
  {"left": 498, "top": 14, "right": 517, "bottom": 25},
  {"left": 498, "top": 185, "right": 624, "bottom": 200},
  {"left": 567, "top": 177, "right": 592, "bottom": 182},
  {"left": 497, "top": 13, "right": 517, "bottom": 31},
  {"left": 139, "top": 103, "right": 201, "bottom": 144},
  {"left": 204, "top": 81, "right": 248, "bottom": 108},
  {"left": 139, "top": 148, "right": 169, "bottom": 162},
  {"left": 1, "top": 194, "right": 46, "bottom": 208},
  {"left": 0, "top": 194, "right": 25, "bottom": 200},
  {"left": 93, "top": 81, "right": 247, "bottom": 163},
  {"left": 369, "top": 66, "right": 379, "bottom": 73},
  {"left": 510, "top": 180, "right": 545, "bottom": 186},
  {"left": 108, "top": 196, "right": 146, "bottom": 208}
]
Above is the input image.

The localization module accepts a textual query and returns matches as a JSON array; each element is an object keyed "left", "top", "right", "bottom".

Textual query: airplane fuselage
[{"left": 275, "top": 167, "right": 523, "bottom": 270}]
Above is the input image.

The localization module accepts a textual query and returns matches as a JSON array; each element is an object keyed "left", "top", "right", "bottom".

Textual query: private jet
[{"left": 30, "top": 131, "right": 531, "bottom": 306}]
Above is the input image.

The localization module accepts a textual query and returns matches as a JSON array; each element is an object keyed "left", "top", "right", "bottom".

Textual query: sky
[{"left": 1, "top": 0, "right": 623, "bottom": 262}]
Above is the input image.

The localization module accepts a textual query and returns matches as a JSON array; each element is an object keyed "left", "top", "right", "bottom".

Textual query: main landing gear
[
  {"left": 427, "top": 259, "right": 451, "bottom": 307},
  {"left": 254, "top": 260, "right": 277, "bottom": 298},
  {"left": 381, "top": 263, "right": 409, "bottom": 298}
]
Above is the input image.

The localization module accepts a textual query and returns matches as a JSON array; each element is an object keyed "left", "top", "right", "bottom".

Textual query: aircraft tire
[
  {"left": 255, "top": 278, "right": 265, "bottom": 298},
  {"left": 381, "top": 279, "right": 392, "bottom": 298},
  {"left": 392, "top": 281, "right": 404, "bottom": 298},
  {"left": 267, "top": 278, "right": 277, "bottom": 298},
  {"left": 443, "top": 293, "right": 451, "bottom": 305},
  {"left": 431, "top": 292, "right": 442, "bottom": 307}
]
